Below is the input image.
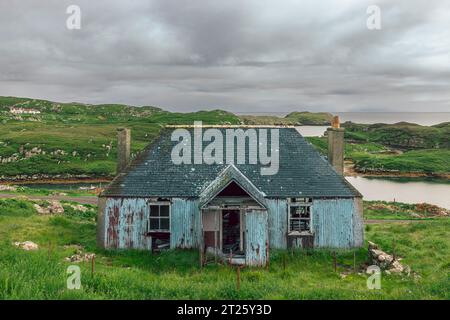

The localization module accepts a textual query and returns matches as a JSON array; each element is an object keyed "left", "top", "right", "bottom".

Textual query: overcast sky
[{"left": 0, "top": 0, "right": 449, "bottom": 113}]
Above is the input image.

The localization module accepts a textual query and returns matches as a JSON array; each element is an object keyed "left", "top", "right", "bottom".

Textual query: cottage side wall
[
  {"left": 98, "top": 197, "right": 201, "bottom": 250},
  {"left": 101, "top": 197, "right": 150, "bottom": 249},
  {"left": 96, "top": 197, "right": 107, "bottom": 248},
  {"left": 352, "top": 197, "right": 364, "bottom": 247},
  {"left": 312, "top": 198, "right": 362, "bottom": 248}
]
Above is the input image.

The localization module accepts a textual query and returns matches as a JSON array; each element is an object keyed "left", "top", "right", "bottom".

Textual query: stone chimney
[
  {"left": 327, "top": 116, "right": 344, "bottom": 175},
  {"left": 117, "top": 128, "right": 131, "bottom": 174}
]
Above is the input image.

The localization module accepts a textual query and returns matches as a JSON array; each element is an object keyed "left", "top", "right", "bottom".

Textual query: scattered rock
[
  {"left": 48, "top": 200, "right": 64, "bottom": 214},
  {"left": 33, "top": 203, "right": 49, "bottom": 214},
  {"left": 65, "top": 253, "right": 95, "bottom": 263},
  {"left": 0, "top": 184, "right": 17, "bottom": 191},
  {"left": 33, "top": 200, "right": 64, "bottom": 214},
  {"left": 69, "top": 204, "right": 89, "bottom": 212},
  {"left": 14, "top": 241, "right": 39, "bottom": 250}
]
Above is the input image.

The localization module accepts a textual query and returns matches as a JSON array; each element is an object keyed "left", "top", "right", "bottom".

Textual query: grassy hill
[
  {"left": 0, "top": 197, "right": 448, "bottom": 299},
  {"left": 342, "top": 121, "right": 450, "bottom": 150},
  {"left": 0, "top": 96, "right": 448, "bottom": 180},
  {"left": 0, "top": 97, "right": 240, "bottom": 180},
  {"left": 240, "top": 111, "right": 333, "bottom": 126}
]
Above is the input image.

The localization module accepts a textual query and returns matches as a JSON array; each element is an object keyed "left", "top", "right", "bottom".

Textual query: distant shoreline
[{"left": 1, "top": 173, "right": 448, "bottom": 186}]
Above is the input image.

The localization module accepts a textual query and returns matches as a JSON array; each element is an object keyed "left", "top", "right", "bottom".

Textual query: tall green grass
[{"left": 0, "top": 198, "right": 448, "bottom": 299}]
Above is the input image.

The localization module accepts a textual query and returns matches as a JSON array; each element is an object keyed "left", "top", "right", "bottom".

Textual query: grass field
[{"left": 0, "top": 198, "right": 448, "bottom": 299}]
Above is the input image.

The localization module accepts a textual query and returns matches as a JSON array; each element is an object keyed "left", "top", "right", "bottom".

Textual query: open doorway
[{"left": 222, "top": 209, "right": 241, "bottom": 254}]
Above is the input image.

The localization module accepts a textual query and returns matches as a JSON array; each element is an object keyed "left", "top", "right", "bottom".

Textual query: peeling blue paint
[
  {"left": 312, "top": 198, "right": 355, "bottom": 248},
  {"left": 104, "top": 198, "right": 151, "bottom": 249},
  {"left": 245, "top": 209, "right": 268, "bottom": 266},
  {"left": 171, "top": 198, "right": 201, "bottom": 249},
  {"left": 267, "top": 198, "right": 288, "bottom": 249}
]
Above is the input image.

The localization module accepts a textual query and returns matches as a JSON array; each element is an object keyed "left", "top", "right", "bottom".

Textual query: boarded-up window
[
  {"left": 289, "top": 199, "right": 312, "bottom": 233},
  {"left": 149, "top": 205, "right": 170, "bottom": 232}
]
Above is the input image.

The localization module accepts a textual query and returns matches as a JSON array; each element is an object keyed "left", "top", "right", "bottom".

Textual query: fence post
[
  {"left": 332, "top": 251, "right": 337, "bottom": 272},
  {"left": 91, "top": 255, "right": 95, "bottom": 276},
  {"left": 236, "top": 267, "right": 241, "bottom": 291}
]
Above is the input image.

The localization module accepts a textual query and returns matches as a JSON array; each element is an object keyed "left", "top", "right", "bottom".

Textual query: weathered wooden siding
[
  {"left": 352, "top": 197, "right": 364, "bottom": 247},
  {"left": 312, "top": 198, "right": 355, "bottom": 248},
  {"left": 266, "top": 199, "right": 287, "bottom": 249},
  {"left": 104, "top": 198, "right": 150, "bottom": 249},
  {"left": 245, "top": 209, "right": 268, "bottom": 266},
  {"left": 170, "top": 198, "right": 201, "bottom": 249}
]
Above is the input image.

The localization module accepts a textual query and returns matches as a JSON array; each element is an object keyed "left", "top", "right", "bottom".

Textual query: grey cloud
[{"left": 0, "top": 0, "right": 449, "bottom": 112}]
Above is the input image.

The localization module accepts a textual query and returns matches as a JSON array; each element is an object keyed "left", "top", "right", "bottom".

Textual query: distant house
[
  {"left": 97, "top": 121, "right": 363, "bottom": 266},
  {"left": 9, "top": 107, "right": 41, "bottom": 115}
]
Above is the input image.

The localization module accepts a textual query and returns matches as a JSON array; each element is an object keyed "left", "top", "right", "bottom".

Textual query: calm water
[{"left": 346, "top": 177, "right": 450, "bottom": 209}]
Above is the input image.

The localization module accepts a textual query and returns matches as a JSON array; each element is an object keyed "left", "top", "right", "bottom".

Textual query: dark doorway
[{"left": 222, "top": 210, "right": 241, "bottom": 254}]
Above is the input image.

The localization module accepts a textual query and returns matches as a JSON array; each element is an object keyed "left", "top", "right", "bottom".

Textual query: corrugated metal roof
[{"left": 101, "top": 127, "right": 361, "bottom": 198}]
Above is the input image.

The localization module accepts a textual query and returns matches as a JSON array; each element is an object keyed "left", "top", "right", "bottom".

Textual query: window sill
[{"left": 288, "top": 231, "right": 313, "bottom": 236}]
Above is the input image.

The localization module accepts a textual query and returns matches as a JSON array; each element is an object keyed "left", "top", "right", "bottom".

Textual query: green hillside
[
  {"left": 0, "top": 96, "right": 448, "bottom": 180},
  {"left": 0, "top": 96, "right": 240, "bottom": 180}
]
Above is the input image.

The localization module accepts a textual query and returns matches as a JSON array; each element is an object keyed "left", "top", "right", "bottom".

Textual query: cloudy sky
[{"left": 0, "top": 0, "right": 449, "bottom": 113}]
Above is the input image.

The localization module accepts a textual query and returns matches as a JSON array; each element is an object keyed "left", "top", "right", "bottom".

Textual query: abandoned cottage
[{"left": 97, "top": 121, "right": 363, "bottom": 266}]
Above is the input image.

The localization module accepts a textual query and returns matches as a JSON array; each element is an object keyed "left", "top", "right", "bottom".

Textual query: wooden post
[
  {"left": 332, "top": 251, "right": 337, "bottom": 272},
  {"left": 236, "top": 267, "right": 241, "bottom": 290},
  {"left": 392, "top": 240, "right": 396, "bottom": 262},
  {"left": 199, "top": 246, "right": 203, "bottom": 268},
  {"left": 91, "top": 255, "right": 95, "bottom": 276}
]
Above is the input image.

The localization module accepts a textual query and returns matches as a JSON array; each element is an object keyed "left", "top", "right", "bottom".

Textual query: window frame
[
  {"left": 288, "top": 198, "right": 312, "bottom": 234},
  {"left": 148, "top": 202, "right": 171, "bottom": 233}
]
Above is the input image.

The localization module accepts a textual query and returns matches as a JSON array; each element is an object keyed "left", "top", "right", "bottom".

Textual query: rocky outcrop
[
  {"left": 368, "top": 241, "right": 410, "bottom": 274},
  {"left": 366, "top": 202, "right": 448, "bottom": 218}
]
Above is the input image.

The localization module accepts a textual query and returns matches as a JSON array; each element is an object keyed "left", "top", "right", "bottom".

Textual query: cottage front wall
[
  {"left": 170, "top": 198, "right": 201, "bottom": 249},
  {"left": 98, "top": 196, "right": 363, "bottom": 252},
  {"left": 266, "top": 198, "right": 288, "bottom": 249},
  {"left": 245, "top": 209, "right": 269, "bottom": 266}
]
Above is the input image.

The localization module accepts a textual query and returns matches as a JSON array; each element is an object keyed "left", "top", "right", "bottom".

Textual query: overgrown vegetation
[{"left": 0, "top": 198, "right": 448, "bottom": 299}]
